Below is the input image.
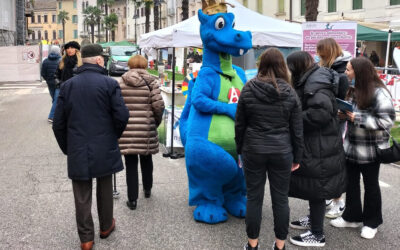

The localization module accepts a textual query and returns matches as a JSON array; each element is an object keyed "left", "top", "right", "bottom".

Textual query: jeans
[
  {"left": 342, "top": 160, "right": 382, "bottom": 228},
  {"left": 72, "top": 175, "right": 113, "bottom": 243},
  {"left": 124, "top": 154, "right": 153, "bottom": 202},
  {"left": 243, "top": 152, "right": 293, "bottom": 240},
  {"left": 46, "top": 80, "right": 56, "bottom": 101},
  {"left": 48, "top": 88, "right": 60, "bottom": 119}
]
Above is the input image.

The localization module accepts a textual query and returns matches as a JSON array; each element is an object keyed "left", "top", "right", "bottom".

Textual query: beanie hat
[
  {"left": 49, "top": 46, "right": 61, "bottom": 55},
  {"left": 64, "top": 41, "right": 80, "bottom": 50},
  {"left": 81, "top": 44, "right": 105, "bottom": 58}
]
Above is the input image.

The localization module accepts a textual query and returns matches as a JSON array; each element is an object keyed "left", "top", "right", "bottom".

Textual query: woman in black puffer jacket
[
  {"left": 235, "top": 48, "right": 304, "bottom": 250},
  {"left": 286, "top": 51, "right": 346, "bottom": 248}
]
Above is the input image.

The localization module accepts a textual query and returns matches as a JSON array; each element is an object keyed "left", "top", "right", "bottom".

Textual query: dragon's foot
[
  {"left": 224, "top": 195, "right": 246, "bottom": 218},
  {"left": 193, "top": 204, "right": 228, "bottom": 224}
]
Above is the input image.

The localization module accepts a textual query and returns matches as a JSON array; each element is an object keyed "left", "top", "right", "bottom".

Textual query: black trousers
[
  {"left": 72, "top": 175, "right": 113, "bottom": 243},
  {"left": 124, "top": 154, "right": 153, "bottom": 202},
  {"left": 342, "top": 160, "right": 382, "bottom": 228},
  {"left": 243, "top": 152, "right": 292, "bottom": 240},
  {"left": 309, "top": 199, "right": 326, "bottom": 235}
]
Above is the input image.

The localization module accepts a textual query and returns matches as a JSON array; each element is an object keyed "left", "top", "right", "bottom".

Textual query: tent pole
[
  {"left": 385, "top": 29, "right": 393, "bottom": 74},
  {"left": 170, "top": 47, "right": 176, "bottom": 158}
]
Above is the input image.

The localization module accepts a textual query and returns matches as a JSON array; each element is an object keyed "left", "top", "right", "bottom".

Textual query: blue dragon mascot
[{"left": 179, "top": 0, "right": 252, "bottom": 224}]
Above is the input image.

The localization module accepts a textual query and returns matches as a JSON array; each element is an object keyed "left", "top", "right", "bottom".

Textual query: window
[
  {"left": 59, "top": 30, "right": 63, "bottom": 39},
  {"left": 44, "top": 30, "right": 48, "bottom": 40},
  {"left": 328, "top": 0, "right": 337, "bottom": 12},
  {"left": 390, "top": 0, "right": 400, "bottom": 5},
  {"left": 74, "top": 30, "right": 78, "bottom": 39},
  {"left": 73, "top": 0, "right": 77, "bottom": 9},
  {"left": 141, "top": 7, "right": 144, "bottom": 17},
  {"left": 243, "top": 0, "right": 248, "bottom": 7},
  {"left": 53, "top": 30, "right": 56, "bottom": 40},
  {"left": 44, "top": 15, "right": 48, "bottom": 23},
  {"left": 353, "top": 0, "right": 362, "bottom": 10},
  {"left": 37, "top": 15, "right": 41, "bottom": 23},
  {"left": 72, "top": 15, "right": 78, "bottom": 24},
  {"left": 31, "top": 15, "right": 35, "bottom": 23},
  {"left": 192, "top": 10, "right": 195, "bottom": 16},
  {"left": 82, "top": 1, "right": 85, "bottom": 10},
  {"left": 52, "top": 15, "right": 56, "bottom": 23},
  {"left": 86, "top": 1, "right": 89, "bottom": 8},
  {"left": 38, "top": 30, "right": 41, "bottom": 39},
  {"left": 58, "top": 2, "right": 62, "bottom": 9},
  {"left": 32, "top": 31, "right": 35, "bottom": 40},
  {"left": 278, "top": 0, "right": 284, "bottom": 13},
  {"left": 301, "top": 0, "right": 305, "bottom": 16}
]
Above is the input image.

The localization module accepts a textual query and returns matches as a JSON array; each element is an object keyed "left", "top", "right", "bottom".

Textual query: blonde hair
[
  {"left": 316, "top": 38, "right": 343, "bottom": 68},
  {"left": 128, "top": 55, "right": 148, "bottom": 69},
  {"left": 59, "top": 50, "right": 83, "bottom": 70}
]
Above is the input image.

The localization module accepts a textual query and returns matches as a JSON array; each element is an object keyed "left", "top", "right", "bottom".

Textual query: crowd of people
[
  {"left": 236, "top": 38, "right": 395, "bottom": 250},
  {"left": 41, "top": 38, "right": 395, "bottom": 250}
]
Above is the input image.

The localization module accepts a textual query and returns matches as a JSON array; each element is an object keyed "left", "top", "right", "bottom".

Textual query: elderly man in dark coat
[{"left": 52, "top": 44, "right": 129, "bottom": 250}]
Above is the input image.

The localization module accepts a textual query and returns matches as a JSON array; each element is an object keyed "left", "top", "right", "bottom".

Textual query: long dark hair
[
  {"left": 286, "top": 51, "right": 315, "bottom": 85},
  {"left": 350, "top": 57, "right": 388, "bottom": 109},
  {"left": 257, "top": 47, "right": 290, "bottom": 91}
]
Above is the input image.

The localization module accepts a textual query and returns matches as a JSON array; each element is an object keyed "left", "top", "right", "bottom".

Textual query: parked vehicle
[{"left": 107, "top": 46, "right": 138, "bottom": 75}]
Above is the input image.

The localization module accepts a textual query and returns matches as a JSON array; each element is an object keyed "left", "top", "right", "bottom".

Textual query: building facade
[
  {"left": 0, "top": 0, "right": 17, "bottom": 46},
  {"left": 27, "top": 0, "right": 57, "bottom": 44},
  {"left": 110, "top": 0, "right": 127, "bottom": 42},
  {"left": 56, "top": 0, "right": 78, "bottom": 44}
]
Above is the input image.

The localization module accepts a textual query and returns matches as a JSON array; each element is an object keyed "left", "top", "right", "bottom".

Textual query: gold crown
[{"left": 202, "top": 0, "right": 234, "bottom": 15}]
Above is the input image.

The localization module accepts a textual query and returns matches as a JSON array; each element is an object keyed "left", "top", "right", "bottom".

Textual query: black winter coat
[
  {"left": 235, "top": 78, "right": 304, "bottom": 163},
  {"left": 41, "top": 53, "right": 61, "bottom": 83},
  {"left": 289, "top": 65, "right": 346, "bottom": 200},
  {"left": 331, "top": 52, "right": 351, "bottom": 100},
  {"left": 53, "top": 64, "right": 130, "bottom": 180}
]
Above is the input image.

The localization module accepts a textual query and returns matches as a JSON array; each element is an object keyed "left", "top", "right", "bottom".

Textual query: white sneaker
[
  {"left": 325, "top": 199, "right": 345, "bottom": 219},
  {"left": 361, "top": 226, "right": 378, "bottom": 239},
  {"left": 330, "top": 217, "right": 362, "bottom": 228},
  {"left": 326, "top": 199, "right": 334, "bottom": 209}
]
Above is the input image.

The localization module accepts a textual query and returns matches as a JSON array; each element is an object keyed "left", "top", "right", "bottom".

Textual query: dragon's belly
[{"left": 208, "top": 115, "right": 237, "bottom": 158}]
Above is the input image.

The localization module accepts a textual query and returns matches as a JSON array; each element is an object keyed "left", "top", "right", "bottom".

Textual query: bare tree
[{"left": 305, "top": 0, "right": 319, "bottom": 21}]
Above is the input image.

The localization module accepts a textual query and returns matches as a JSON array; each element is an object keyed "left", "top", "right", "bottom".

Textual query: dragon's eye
[
  {"left": 215, "top": 17, "right": 225, "bottom": 30},
  {"left": 232, "top": 19, "right": 235, "bottom": 28}
]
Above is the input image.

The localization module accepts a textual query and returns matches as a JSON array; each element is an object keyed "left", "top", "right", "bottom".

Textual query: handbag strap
[{"left": 139, "top": 75, "right": 152, "bottom": 104}]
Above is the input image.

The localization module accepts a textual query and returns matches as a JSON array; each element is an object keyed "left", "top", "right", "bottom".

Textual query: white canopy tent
[
  {"left": 138, "top": 0, "right": 302, "bottom": 48},
  {"left": 138, "top": 0, "right": 302, "bottom": 158}
]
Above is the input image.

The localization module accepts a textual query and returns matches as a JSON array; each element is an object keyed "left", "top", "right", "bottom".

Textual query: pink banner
[{"left": 302, "top": 22, "right": 357, "bottom": 58}]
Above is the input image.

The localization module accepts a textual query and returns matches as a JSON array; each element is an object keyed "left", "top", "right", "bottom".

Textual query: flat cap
[{"left": 81, "top": 44, "right": 105, "bottom": 58}]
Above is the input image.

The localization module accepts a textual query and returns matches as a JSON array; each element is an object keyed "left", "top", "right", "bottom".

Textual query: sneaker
[
  {"left": 47, "top": 118, "right": 53, "bottom": 123},
  {"left": 361, "top": 226, "right": 378, "bottom": 239},
  {"left": 330, "top": 217, "right": 362, "bottom": 228},
  {"left": 244, "top": 242, "right": 258, "bottom": 250},
  {"left": 326, "top": 199, "right": 334, "bottom": 209},
  {"left": 272, "top": 242, "right": 285, "bottom": 250},
  {"left": 290, "top": 230, "right": 326, "bottom": 247},
  {"left": 325, "top": 199, "right": 345, "bottom": 219},
  {"left": 290, "top": 215, "right": 311, "bottom": 230}
]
